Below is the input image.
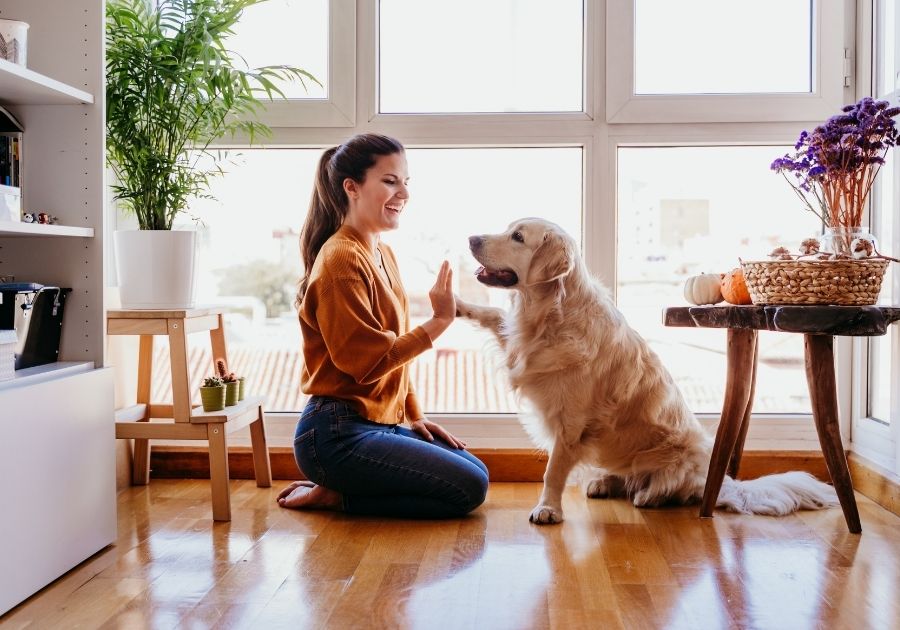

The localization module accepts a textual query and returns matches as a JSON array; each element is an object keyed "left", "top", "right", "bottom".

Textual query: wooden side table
[
  {"left": 108, "top": 308, "right": 272, "bottom": 521},
  {"left": 664, "top": 304, "right": 900, "bottom": 534}
]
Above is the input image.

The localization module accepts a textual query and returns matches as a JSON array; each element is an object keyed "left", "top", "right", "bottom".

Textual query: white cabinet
[{"left": 0, "top": 0, "right": 113, "bottom": 616}]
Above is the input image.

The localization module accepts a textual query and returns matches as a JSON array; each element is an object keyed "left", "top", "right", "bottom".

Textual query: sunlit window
[
  {"left": 379, "top": 0, "right": 583, "bottom": 113},
  {"left": 156, "top": 147, "right": 581, "bottom": 414},
  {"left": 617, "top": 146, "right": 820, "bottom": 414},
  {"left": 229, "top": 0, "right": 329, "bottom": 99},
  {"left": 634, "top": 0, "right": 813, "bottom": 95}
]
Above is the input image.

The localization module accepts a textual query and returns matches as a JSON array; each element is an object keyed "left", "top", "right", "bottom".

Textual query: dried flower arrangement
[{"left": 771, "top": 96, "right": 900, "bottom": 231}]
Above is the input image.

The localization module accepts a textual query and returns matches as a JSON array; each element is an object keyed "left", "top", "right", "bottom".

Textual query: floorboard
[{"left": 2, "top": 481, "right": 898, "bottom": 629}]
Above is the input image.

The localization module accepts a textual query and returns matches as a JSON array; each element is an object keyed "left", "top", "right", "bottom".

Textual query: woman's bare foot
[{"left": 277, "top": 480, "right": 343, "bottom": 510}]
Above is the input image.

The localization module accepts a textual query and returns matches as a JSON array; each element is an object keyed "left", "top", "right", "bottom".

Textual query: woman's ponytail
[
  {"left": 296, "top": 134, "right": 406, "bottom": 306},
  {"left": 298, "top": 147, "right": 340, "bottom": 303}
]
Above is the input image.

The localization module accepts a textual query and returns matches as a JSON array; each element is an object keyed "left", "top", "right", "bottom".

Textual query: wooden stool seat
[
  {"left": 108, "top": 308, "right": 272, "bottom": 521},
  {"left": 665, "top": 304, "right": 900, "bottom": 534}
]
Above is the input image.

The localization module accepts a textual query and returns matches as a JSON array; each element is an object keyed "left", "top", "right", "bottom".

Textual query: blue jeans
[{"left": 293, "top": 396, "right": 489, "bottom": 518}]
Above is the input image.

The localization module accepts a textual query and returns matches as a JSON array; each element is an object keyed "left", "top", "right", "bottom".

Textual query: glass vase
[{"left": 819, "top": 226, "right": 877, "bottom": 258}]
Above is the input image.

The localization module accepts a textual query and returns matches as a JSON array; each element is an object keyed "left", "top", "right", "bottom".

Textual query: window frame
[
  {"left": 253, "top": 0, "right": 357, "bottom": 128},
  {"left": 852, "top": 0, "right": 900, "bottom": 473},
  {"left": 605, "top": 0, "right": 849, "bottom": 123},
  {"left": 115, "top": 0, "right": 872, "bottom": 455}
]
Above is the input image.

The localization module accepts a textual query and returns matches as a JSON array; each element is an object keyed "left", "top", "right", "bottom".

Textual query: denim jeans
[{"left": 293, "top": 396, "right": 489, "bottom": 518}]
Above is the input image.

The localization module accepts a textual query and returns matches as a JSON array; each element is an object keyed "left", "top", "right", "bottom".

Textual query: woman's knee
[{"left": 455, "top": 466, "right": 489, "bottom": 514}]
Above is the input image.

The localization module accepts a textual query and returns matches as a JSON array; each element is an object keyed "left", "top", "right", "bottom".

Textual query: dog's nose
[{"left": 469, "top": 235, "right": 483, "bottom": 251}]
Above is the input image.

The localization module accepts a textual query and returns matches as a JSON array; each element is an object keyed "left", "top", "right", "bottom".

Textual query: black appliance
[{"left": 0, "top": 283, "right": 71, "bottom": 369}]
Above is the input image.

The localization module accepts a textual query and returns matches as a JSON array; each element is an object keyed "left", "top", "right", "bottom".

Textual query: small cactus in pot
[
  {"left": 216, "top": 359, "right": 241, "bottom": 406},
  {"left": 200, "top": 375, "right": 226, "bottom": 412}
]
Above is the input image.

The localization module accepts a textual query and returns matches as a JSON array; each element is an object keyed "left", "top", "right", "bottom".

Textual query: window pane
[
  {"left": 165, "top": 150, "right": 319, "bottom": 412},
  {"left": 385, "top": 148, "right": 583, "bottom": 412},
  {"left": 157, "top": 148, "right": 581, "bottom": 415},
  {"left": 869, "top": 150, "right": 895, "bottom": 423},
  {"left": 229, "top": 0, "right": 328, "bottom": 99},
  {"left": 634, "top": 0, "right": 813, "bottom": 95},
  {"left": 617, "top": 147, "right": 820, "bottom": 414},
  {"left": 379, "top": 0, "right": 583, "bottom": 113},
  {"left": 876, "top": 0, "right": 896, "bottom": 98}
]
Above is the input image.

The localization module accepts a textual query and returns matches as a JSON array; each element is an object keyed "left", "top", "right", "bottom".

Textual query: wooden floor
[{"left": 3, "top": 481, "right": 899, "bottom": 630}]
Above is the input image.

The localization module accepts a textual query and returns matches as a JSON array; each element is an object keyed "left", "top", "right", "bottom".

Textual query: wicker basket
[{"left": 741, "top": 258, "right": 889, "bottom": 305}]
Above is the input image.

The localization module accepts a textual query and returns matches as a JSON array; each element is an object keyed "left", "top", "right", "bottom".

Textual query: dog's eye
[{"left": 512, "top": 231, "right": 524, "bottom": 243}]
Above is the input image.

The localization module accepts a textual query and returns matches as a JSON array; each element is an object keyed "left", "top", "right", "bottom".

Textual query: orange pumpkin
[{"left": 721, "top": 268, "right": 752, "bottom": 305}]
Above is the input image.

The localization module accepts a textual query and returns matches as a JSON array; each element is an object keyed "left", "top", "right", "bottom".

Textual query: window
[
  {"left": 617, "top": 146, "right": 819, "bottom": 413},
  {"left": 855, "top": 0, "right": 900, "bottom": 473},
  {"left": 379, "top": 0, "right": 583, "bottom": 113},
  {"left": 607, "top": 0, "right": 847, "bottom": 122},
  {"left": 233, "top": 0, "right": 356, "bottom": 127},
  {"left": 114, "top": 1, "right": 862, "bottom": 455},
  {"left": 384, "top": 147, "right": 583, "bottom": 412},
  {"left": 230, "top": 0, "right": 329, "bottom": 99},
  {"left": 634, "top": 0, "right": 812, "bottom": 95}
]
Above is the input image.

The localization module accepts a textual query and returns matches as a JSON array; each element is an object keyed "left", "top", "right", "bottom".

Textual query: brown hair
[{"left": 297, "top": 134, "right": 405, "bottom": 303}]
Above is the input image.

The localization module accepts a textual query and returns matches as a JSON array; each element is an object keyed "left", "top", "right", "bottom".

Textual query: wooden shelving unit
[{"left": 0, "top": 0, "right": 114, "bottom": 617}]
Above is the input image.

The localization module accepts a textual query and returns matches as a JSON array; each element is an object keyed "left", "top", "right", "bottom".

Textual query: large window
[
  {"left": 154, "top": 148, "right": 581, "bottom": 414},
  {"left": 634, "top": 0, "right": 813, "bottom": 95},
  {"left": 115, "top": 1, "right": 873, "bottom": 456},
  {"left": 856, "top": 0, "right": 900, "bottom": 473},
  {"left": 379, "top": 0, "right": 583, "bottom": 113},
  {"left": 617, "top": 147, "right": 819, "bottom": 414}
]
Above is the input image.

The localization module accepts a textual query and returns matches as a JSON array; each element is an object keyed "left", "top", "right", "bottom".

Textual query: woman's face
[{"left": 344, "top": 152, "right": 409, "bottom": 234}]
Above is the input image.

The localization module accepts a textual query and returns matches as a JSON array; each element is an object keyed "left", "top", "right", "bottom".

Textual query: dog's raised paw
[{"left": 528, "top": 505, "right": 564, "bottom": 525}]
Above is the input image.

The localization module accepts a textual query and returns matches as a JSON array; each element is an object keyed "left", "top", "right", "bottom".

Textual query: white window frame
[
  {"left": 140, "top": 0, "right": 866, "bottom": 453},
  {"left": 605, "top": 0, "right": 849, "bottom": 123},
  {"left": 254, "top": 0, "right": 357, "bottom": 128},
  {"left": 851, "top": 0, "right": 900, "bottom": 473}
]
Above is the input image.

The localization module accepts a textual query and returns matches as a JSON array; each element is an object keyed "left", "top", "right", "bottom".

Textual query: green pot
[
  {"left": 237, "top": 377, "right": 246, "bottom": 401},
  {"left": 200, "top": 385, "right": 226, "bottom": 412},
  {"left": 225, "top": 381, "right": 239, "bottom": 406}
]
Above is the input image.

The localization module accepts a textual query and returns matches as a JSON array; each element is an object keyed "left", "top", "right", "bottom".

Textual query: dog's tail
[{"left": 715, "top": 472, "right": 838, "bottom": 515}]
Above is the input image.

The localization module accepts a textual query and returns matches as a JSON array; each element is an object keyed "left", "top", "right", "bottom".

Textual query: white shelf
[
  {"left": 0, "top": 58, "right": 93, "bottom": 105},
  {"left": 0, "top": 361, "right": 95, "bottom": 392},
  {"left": 0, "top": 222, "right": 94, "bottom": 237}
]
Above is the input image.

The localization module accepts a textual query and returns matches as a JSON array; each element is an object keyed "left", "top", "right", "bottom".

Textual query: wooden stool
[
  {"left": 665, "top": 304, "right": 900, "bottom": 534},
  {"left": 108, "top": 308, "right": 272, "bottom": 521}
]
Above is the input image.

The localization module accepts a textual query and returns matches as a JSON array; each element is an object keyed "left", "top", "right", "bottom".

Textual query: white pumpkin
[{"left": 683, "top": 273, "right": 724, "bottom": 305}]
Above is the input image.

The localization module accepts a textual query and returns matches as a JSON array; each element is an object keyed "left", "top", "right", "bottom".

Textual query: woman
[{"left": 277, "top": 133, "right": 489, "bottom": 518}]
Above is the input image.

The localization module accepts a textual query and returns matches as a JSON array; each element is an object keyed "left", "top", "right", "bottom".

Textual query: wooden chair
[{"left": 108, "top": 308, "right": 272, "bottom": 521}]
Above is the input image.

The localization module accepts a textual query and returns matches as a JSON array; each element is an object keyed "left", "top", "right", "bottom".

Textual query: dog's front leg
[
  {"left": 530, "top": 441, "right": 578, "bottom": 525},
  {"left": 456, "top": 297, "right": 506, "bottom": 347}
]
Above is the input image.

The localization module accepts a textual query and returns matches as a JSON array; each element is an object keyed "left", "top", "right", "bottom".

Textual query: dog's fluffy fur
[{"left": 458, "top": 218, "right": 837, "bottom": 524}]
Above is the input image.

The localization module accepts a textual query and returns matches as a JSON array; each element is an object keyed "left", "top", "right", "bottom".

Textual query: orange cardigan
[{"left": 299, "top": 224, "right": 432, "bottom": 424}]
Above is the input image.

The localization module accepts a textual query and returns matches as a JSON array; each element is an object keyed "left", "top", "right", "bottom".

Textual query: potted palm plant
[{"left": 106, "top": 0, "right": 318, "bottom": 308}]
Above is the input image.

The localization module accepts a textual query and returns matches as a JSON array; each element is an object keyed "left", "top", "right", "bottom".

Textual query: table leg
[
  {"left": 207, "top": 423, "right": 231, "bottom": 522},
  {"left": 249, "top": 406, "right": 272, "bottom": 488},
  {"left": 168, "top": 318, "right": 192, "bottom": 422},
  {"left": 727, "top": 337, "right": 758, "bottom": 478},
  {"left": 701, "top": 328, "right": 758, "bottom": 518},
  {"left": 804, "top": 334, "right": 861, "bottom": 534},
  {"left": 132, "top": 334, "right": 154, "bottom": 485},
  {"left": 210, "top": 313, "right": 228, "bottom": 375}
]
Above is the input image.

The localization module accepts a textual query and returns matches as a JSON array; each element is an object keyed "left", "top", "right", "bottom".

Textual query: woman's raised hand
[{"left": 429, "top": 260, "right": 455, "bottom": 321}]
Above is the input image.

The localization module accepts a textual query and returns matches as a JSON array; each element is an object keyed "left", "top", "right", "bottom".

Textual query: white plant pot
[{"left": 114, "top": 230, "right": 197, "bottom": 309}]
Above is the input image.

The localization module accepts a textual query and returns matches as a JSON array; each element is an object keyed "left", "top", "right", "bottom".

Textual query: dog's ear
[{"left": 526, "top": 231, "right": 574, "bottom": 286}]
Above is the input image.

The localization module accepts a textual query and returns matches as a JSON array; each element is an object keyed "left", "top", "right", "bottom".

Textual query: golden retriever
[{"left": 457, "top": 218, "right": 837, "bottom": 524}]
